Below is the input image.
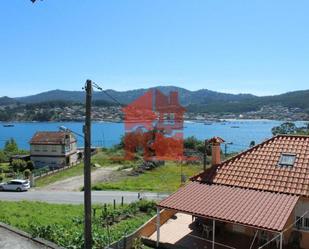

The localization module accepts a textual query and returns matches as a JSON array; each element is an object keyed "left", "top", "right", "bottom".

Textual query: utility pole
[{"left": 84, "top": 79, "right": 92, "bottom": 249}]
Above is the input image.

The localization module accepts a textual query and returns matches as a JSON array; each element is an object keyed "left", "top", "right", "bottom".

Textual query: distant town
[{"left": 0, "top": 102, "right": 308, "bottom": 122}]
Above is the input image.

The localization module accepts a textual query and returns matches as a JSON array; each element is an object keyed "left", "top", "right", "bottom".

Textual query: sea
[{"left": 0, "top": 120, "right": 307, "bottom": 153}]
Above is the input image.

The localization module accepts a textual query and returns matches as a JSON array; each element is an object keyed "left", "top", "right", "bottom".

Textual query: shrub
[
  {"left": 11, "top": 159, "right": 27, "bottom": 173},
  {"left": 26, "top": 161, "right": 34, "bottom": 171},
  {"left": 24, "top": 169, "right": 31, "bottom": 179},
  {"left": 136, "top": 200, "right": 156, "bottom": 213},
  {"left": 0, "top": 173, "right": 4, "bottom": 182}
]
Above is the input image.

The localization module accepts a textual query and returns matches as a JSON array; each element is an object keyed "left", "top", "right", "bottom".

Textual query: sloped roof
[
  {"left": 30, "top": 131, "right": 71, "bottom": 145},
  {"left": 193, "top": 135, "right": 309, "bottom": 197},
  {"left": 158, "top": 182, "right": 298, "bottom": 231}
]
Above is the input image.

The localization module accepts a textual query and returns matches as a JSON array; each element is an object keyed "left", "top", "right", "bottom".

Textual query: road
[{"left": 0, "top": 190, "right": 168, "bottom": 204}]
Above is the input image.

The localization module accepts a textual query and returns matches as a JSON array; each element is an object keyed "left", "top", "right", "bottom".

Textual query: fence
[
  {"left": 32, "top": 160, "right": 81, "bottom": 181},
  {"left": 106, "top": 209, "right": 177, "bottom": 249}
]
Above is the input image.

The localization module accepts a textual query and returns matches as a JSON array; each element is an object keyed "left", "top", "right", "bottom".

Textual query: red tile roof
[
  {"left": 158, "top": 182, "right": 298, "bottom": 231},
  {"left": 30, "top": 131, "right": 72, "bottom": 145},
  {"left": 193, "top": 135, "right": 309, "bottom": 197}
]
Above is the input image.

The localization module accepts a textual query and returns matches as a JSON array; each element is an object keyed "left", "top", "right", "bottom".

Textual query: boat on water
[
  {"left": 3, "top": 124, "right": 14, "bottom": 127},
  {"left": 204, "top": 121, "right": 213, "bottom": 125},
  {"left": 231, "top": 126, "right": 240, "bottom": 128}
]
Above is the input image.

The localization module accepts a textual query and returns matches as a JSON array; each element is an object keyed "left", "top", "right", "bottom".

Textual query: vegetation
[
  {"left": 0, "top": 138, "right": 28, "bottom": 163},
  {"left": 92, "top": 162, "right": 203, "bottom": 193},
  {"left": 271, "top": 122, "right": 309, "bottom": 136},
  {"left": 35, "top": 162, "right": 84, "bottom": 187},
  {"left": 34, "top": 149, "right": 124, "bottom": 187},
  {"left": 0, "top": 100, "right": 117, "bottom": 122},
  {"left": 0, "top": 200, "right": 156, "bottom": 249}
]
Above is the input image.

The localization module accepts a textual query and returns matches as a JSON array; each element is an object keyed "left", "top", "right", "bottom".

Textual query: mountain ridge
[{"left": 3, "top": 86, "right": 309, "bottom": 114}]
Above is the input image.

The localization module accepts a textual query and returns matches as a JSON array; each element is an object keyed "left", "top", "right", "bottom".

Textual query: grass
[
  {"left": 92, "top": 162, "right": 203, "bottom": 193},
  {"left": 0, "top": 200, "right": 156, "bottom": 249},
  {"left": 35, "top": 162, "right": 84, "bottom": 187},
  {"left": 35, "top": 150, "right": 122, "bottom": 187},
  {"left": 0, "top": 162, "right": 9, "bottom": 171}
]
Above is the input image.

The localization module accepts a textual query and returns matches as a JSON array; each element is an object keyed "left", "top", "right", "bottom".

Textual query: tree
[
  {"left": 249, "top": 141, "right": 255, "bottom": 148},
  {"left": 4, "top": 138, "right": 19, "bottom": 157},
  {"left": 271, "top": 122, "right": 309, "bottom": 136},
  {"left": 27, "top": 161, "right": 34, "bottom": 171},
  {"left": 11, "top": 159, "right": 27, "bottom": 173},
  {"left": 271, "top": 122, "right": 297, "bottom": 136},
  {"left": 0, "top": 150, "right": 7, "bottom": 163}
]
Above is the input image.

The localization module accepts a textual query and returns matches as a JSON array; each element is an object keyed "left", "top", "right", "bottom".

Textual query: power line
[{"left": 92, "top": 82, "right": 123, "bottom": 107}]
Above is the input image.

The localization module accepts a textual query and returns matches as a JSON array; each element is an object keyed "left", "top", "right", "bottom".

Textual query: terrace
[{"left": 147, "top": 213, "right": 300, "bottom": 249}]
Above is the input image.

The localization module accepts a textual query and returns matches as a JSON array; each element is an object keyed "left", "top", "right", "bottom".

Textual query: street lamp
[{"left": 59, "top": 126, "right": 84, "bottom": 138}]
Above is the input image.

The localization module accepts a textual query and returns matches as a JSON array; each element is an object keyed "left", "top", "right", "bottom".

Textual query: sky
[{"left": 0, "top": 0, "right": 309, "bottom": 97}]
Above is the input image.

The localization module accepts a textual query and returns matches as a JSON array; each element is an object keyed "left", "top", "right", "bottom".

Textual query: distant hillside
[
  {"left": 15, "top": 86, "right": 257, "bottom": 106},
  {"left": 7, "top": 86, "right": 309, "bottom": 114},
  {"left": 0, "top": 96, "right": 18, "bottom": 105}
]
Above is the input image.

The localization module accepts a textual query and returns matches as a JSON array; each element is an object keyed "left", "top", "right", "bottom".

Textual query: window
[
  {"left": 296, "top": 216, "right": 303, "bottom": 229},
  {"left": 279, "top": 153, "right": 296, "bottom": 166},
  {"left": 304, "top": 218, "right": 309, "bottom": 230}
]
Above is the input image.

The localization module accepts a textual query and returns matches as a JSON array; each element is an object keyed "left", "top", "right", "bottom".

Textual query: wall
[
  {"left": 69, "top": 153, "right": 78, "bottom": 166},
  {"left": 31, "top": 144, "right": 64, "bottom": 156},
  {"left": 108, "top": 209, "right": 177, "bottom": 249},
  {"left": 31, "top": 156, "right": 66, "bottom": 168},
  {"left": 295, "top": 197, "right": 309, "bottom": 249}
]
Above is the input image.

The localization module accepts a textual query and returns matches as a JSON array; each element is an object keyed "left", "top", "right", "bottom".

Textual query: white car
[{"left": 0, "top": 179, "right": 30, "bottom": 192}]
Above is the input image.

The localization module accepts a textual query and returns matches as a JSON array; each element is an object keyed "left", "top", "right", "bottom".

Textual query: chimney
[{"left": 208, "top": 137, "right": 225, "bottom": 166}]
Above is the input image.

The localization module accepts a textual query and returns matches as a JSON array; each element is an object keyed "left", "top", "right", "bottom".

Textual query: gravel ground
[{"left": 37, "top": 166, "right": 120, "bottom": 191}]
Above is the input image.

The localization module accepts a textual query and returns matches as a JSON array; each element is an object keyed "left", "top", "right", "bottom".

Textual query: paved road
[
  {"left": 0, "top": 190, "right": 168, "bottom": 204},
  {"left": 0, "top": 227, "right": 48, "bottom": 249}
]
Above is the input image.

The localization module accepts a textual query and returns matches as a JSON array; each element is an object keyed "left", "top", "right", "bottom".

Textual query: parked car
[{"left": 0, "top": 179, "right": 30, "bottom": 192}]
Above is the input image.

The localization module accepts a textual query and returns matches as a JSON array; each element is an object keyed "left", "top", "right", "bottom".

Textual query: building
[
  {"left": 30, "top": 131, "right": 78, "bottom": 168},
  {"left": 142, "top": 135, "right": 309, "bottom": 249}
]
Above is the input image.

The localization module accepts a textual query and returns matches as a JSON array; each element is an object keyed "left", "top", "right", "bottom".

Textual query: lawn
[
  {"left": 92, "top": 162, "right": 203, "bottom": 193},
  {"left": 0, "top": 200, "right": 156, "bottom": 249}
]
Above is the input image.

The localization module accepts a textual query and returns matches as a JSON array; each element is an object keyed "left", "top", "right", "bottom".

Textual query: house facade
[
  {"left": 147, "top": 135, "right": 309, "bottom": 249},
  {"left": 30, "top": 131, "right": 78, "bottom": 168}
]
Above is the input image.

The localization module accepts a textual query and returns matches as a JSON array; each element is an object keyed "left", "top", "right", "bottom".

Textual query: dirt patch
[{"left": 37, "top": 166, "right": 122, "bottom": 191}]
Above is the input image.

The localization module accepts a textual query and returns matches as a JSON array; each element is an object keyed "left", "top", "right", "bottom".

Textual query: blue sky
[{"left": 1, "top": 0, "right": 309, "bottom": 97}]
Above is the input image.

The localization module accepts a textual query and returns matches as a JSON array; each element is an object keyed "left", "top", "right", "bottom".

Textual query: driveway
[
  {"left": 0, "top": 190, "right": 168, "bottom": 204},
  {"left": 0, "top": 226, "right": 49, "bottom": 249},
  {"left": 38, "top": 166, "right": 120, "bottom": 191}
]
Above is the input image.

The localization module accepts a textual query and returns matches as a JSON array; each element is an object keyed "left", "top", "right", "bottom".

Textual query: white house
[{"left": 30, "top": 131, "right": 78, "bottom": 168}]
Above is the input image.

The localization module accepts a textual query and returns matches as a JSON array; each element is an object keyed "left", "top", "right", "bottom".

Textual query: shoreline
[{"left": 1, "top": 119, "right": 308, "bottom": 124}]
